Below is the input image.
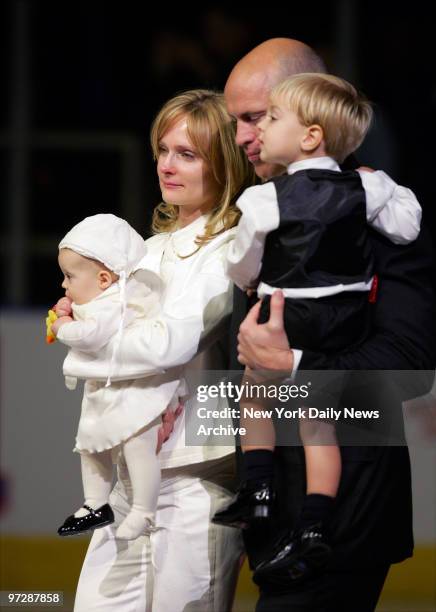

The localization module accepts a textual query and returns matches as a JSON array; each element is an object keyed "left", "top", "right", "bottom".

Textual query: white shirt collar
[
  {"left": 287, "top": 156, "right": 341, "bottom": 175},
  {"left": 173, "top": 213, "right": 209, "bottom": 236},
  {"left": 171, "top": 213, "right": 209, "bottom": 256}
]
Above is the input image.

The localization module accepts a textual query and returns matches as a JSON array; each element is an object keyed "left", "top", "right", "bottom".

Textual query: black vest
[{"left": 260, "top": 169, "right": 374, "bottom": 289}]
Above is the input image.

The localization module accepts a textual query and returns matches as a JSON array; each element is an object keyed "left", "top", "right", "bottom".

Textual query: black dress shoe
[
  {"left": 253, "top": 522, "right": 331, "bottom": 586},
  {"left": 58, "top": 503, "right": 114, "bottom": 537},
  {"left": 211, "top": 481, "right": 274, "bottom": 529}
]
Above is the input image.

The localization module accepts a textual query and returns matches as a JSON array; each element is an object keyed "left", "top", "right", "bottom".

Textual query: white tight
[
  {"left": 79, "top": 418, "right": 161, "bottom": 524},
  {"left": 122, "top": 419, "right": 161, "bottom": 517}
]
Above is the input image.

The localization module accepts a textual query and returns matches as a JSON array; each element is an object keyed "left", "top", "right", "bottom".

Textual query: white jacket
[
  {"left": 58, "top": 276, "right": 159, "bottom": 363},
  {"left": 57, "top": 277, "right": 182, "bottom": 453}
]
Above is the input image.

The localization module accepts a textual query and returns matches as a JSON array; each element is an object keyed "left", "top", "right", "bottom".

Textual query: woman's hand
[
  {"left": 156, "top": 404, "right": 184, "bottom": 453},
  {"left": 237, "top": 290, "right": 294, "bottom": 371},
  {"left": 54, "top": 296, "right": 73, "bottom": 317}
]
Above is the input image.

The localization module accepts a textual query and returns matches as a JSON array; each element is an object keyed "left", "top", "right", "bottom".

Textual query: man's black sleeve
[{"left": 299, "top": 226, "right": 436, "bottom": 400}]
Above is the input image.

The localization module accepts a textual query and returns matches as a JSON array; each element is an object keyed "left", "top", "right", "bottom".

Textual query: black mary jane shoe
[
  {"left": 253, "top": 522, "right": 331, "bottom": 587},
  {"left": 57, "top": 503, "right": 114, "bottom": 537},
  {"left": 211, "top": 481, "right": 275, "bottom": 529}
]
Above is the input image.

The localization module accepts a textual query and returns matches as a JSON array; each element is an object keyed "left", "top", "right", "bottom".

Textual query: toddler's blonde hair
[{"left": 271, "top": 73, "right": 373, "bottom": 163}]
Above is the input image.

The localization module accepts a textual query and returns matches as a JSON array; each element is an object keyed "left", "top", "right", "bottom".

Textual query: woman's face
[{"left": 157, "top": 118, "right": 217, "bottom": 215}]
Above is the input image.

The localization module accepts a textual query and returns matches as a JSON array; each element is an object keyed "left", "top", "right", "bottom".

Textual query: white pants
[{"left": 74, "top": 455, "right": 244, "bottom": 612}]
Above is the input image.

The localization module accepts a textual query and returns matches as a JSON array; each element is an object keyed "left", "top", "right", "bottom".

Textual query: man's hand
[
  {"left": 54, "top": 297, "right": 73, "bottom": 317},
  {"left": 237, "top": 290, "right": 294, "bottom": 371},
  {"left": 156, "top": 404, "right": 184, "bottom": 453}
]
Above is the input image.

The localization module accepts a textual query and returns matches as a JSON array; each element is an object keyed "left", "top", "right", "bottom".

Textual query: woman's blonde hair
[
  {"left": 271, "top": 73, "right": 373, "bottom": 163},
  {"left": 150, "top": 89, "right": 255, "bottom": 249}
]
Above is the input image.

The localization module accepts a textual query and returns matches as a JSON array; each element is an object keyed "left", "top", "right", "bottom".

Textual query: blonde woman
[{"left": 68, "top": 90, "right": 255, "bottom": 611}]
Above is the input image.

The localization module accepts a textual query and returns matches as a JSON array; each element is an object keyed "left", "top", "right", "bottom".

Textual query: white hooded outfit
[
  {"left": 60, "top": 214, "right": 236, "bottom": 468},
  {"left": 56, "top": 214, "right": 183, "bottom": 453}
]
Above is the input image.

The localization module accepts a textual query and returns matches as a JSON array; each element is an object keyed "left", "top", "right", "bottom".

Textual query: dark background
[{"left": 1, "top": 0, "right": 435, "bottom": 306}]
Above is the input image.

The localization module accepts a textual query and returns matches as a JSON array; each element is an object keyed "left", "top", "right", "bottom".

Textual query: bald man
[{"left": 225, "top": 39, "right": 436, "bottom": 611}]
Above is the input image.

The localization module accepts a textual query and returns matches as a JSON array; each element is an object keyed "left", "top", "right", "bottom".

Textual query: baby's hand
[
  {"left": 51, "top": 315, "right": 73, "bottom": 336},
  {"left": 54, "top": 297, "right": 73, "bottom": 317}
]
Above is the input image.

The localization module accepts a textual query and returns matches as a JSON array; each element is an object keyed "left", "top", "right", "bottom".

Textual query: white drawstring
[{"left": 106, "top": 270, "right": 127, "bottom": 387}]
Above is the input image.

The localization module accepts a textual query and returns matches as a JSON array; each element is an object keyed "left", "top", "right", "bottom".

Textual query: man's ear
[
  {"left": 301, "top": 124, "right": 324, "bottom": 153},
  {"left": 98, "top": 270, "right": 113, "bottom": 290}
]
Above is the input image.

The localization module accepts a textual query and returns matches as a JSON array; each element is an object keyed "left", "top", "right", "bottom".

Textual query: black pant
[{"left": 255, "top": 564, "right": 390, "bottom": 612}]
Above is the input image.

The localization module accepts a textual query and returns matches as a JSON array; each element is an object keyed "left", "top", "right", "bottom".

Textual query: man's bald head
[
  {"left": 227, "top": 38, "right": 326, "bottom": 92},
  {"left": 225, "top": 38, "right": 326, "bottom": 179}
]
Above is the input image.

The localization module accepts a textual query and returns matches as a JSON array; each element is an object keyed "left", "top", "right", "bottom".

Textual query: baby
[
  {"left": 51, "top": 213, "right": 183, "bottom": 540},
  {"left": 213, "top": 73, "right": 422, "bottom": 581}
]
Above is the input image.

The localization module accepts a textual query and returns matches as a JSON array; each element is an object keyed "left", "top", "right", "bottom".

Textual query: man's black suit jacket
[{"left": 229, "top": 223, "right": 436, "bottom": 570}]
